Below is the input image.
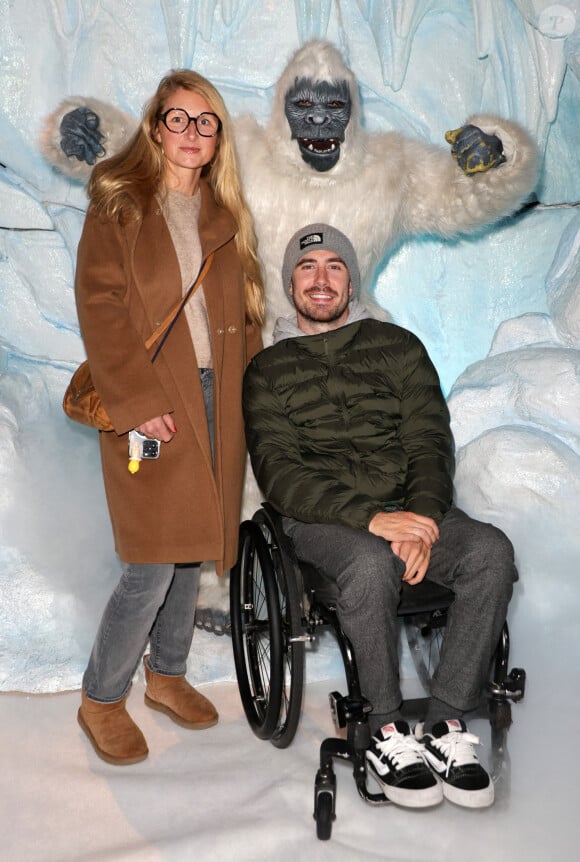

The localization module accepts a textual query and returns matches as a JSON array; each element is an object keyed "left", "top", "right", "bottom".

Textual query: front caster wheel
[{"left": 314, "top": 790, "right": 335, "bottom": 841}]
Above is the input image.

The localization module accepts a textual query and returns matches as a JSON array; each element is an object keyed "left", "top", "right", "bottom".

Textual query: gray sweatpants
[{"left": 282, "top": 506, "right": 517, "bottom": 715}]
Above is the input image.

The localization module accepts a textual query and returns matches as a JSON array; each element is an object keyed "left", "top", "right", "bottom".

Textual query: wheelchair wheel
[
  {"left": 253, "top": 508, "right": 305, "bottom": 749},
  {"left": 230, "top": 519, "right": 284, "bottom": 739}
]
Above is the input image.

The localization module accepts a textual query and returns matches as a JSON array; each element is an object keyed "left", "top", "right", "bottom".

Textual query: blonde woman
[{"left": 74, "top": 70, "right": 264, "bottom": 765}]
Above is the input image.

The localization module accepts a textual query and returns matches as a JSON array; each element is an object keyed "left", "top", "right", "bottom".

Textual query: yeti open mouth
[{"left": 298, "top": 138, "right": 340, "bottom": 153}]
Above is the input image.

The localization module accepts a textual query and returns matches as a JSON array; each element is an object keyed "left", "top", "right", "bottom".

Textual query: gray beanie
[{"left": 282, "top": 223, "right": 360, "bottom": 301}]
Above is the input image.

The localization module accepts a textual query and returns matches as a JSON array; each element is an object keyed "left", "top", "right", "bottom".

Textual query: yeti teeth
[{"left": 305, "top": 141, "right": 337, "bottom": 152}]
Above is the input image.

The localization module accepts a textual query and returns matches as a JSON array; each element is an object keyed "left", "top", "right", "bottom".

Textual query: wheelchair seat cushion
[
  {"left": 398, "top": 580, "right": 454, "bottom": 616},
  {"left": 302, "top": 557, "right": 454, "bottom": 616}
]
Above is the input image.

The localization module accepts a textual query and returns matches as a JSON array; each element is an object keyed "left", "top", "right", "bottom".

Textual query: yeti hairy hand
[
  {"left": 445, "top": 124, "right": 506, "bottom": 175},
  {"left": 60, "top": 106, "right": 106, "bottom": 165}
]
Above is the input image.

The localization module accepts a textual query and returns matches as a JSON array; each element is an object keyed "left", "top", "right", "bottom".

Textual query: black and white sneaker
[
  {"left": 417, "top": 719, "right": 494, "bottom": 808},
  {"left": 366, "top": 720, "right": 443, "bottom": 808}
]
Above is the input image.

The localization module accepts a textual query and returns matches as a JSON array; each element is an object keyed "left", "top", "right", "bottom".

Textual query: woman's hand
[{"left": 135, "top": 413, "right": 176, "bottom": 443}]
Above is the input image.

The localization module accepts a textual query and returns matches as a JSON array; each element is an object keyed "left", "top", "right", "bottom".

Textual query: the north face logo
[{"left": 299, "top": 232, "right": 323, "bottom": 249}]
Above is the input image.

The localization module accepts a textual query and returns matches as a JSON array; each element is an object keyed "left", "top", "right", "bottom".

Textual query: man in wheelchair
[{"left": 242, "top": 223, "right": 517, "bottom": 810}]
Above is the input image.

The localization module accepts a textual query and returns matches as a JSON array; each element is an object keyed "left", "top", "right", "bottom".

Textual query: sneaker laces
[
  {"left": 376, "top": 732, "right": 429, "bottom": 769},
  {"left": 431, "top": 730, "right": 481, "bottom": 777}
]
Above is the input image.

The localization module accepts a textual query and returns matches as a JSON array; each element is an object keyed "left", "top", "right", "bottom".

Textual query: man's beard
[{"left": 294, "top": 291, "right": 349, "bottom": 324}]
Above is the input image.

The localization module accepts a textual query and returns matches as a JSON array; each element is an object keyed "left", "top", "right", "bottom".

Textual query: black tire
[
  {"left": 230, "top": 519, "right": 284, "bottom": 739},
  {"left": 315, "top": 791, "right": 334, "bottom": 841},
  {"left": 253, "top": 509, "right": 305, "bottom": 749}
]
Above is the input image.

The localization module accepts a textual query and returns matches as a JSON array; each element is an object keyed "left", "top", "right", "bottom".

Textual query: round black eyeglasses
[{"left": 158, "top": 108, "right": 222, "bottom": 137}]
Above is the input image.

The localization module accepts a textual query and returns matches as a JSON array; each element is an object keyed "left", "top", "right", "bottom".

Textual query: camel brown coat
[{"left": 74, "top": 180, "right": 262, "bottom": 571}]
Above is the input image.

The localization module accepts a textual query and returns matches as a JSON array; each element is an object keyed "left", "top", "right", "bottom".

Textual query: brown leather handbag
[{"left": 63, "top": 254, "right": 214, "bottom": 432}]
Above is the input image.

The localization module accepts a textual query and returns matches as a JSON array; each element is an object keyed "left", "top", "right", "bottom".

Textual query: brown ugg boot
[
  {"left": 143, "top": 657, "right": 218, "bottom": 729},
  {"left": 77, "top": 691, "right": 148, "bottom": 765}
]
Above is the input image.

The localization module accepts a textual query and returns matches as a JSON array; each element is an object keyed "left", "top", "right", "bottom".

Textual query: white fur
[
  {"left": 39, "top": 42, "right": 539, "bottom": 338},
  {"left": 235, "top": 44, "right": 539, "bottom": 339},
  {"left": 40, "top": 97, "right": 137, "bottom": 180}
]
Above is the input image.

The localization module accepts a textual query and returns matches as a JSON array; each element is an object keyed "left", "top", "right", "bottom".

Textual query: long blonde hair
[{"left": 88, "top": 69, "right": 264, "bottom": 326}]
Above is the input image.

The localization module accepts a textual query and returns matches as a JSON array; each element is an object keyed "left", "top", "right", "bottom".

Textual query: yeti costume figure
[
  {"left": 236, "top": 41, "right": 538, "bottom": 334},
  {"left": 40, "top": 40, "right": 539, "bottom": 628},
  {"left": 42, "top": 41, "right": 538, "bottom": 336}
]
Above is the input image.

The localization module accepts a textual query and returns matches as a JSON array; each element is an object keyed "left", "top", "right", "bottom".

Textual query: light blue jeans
[
  {"left": 83, "top": 563, "right": 201, "bottom": 701},
  {"left": 83, "top": 368, "right": 214, "bottom": 703}
]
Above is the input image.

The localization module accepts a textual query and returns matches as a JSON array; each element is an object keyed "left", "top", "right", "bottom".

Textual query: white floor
[{"left": 2, "top": 662, "right": 576, "bottom": 862}]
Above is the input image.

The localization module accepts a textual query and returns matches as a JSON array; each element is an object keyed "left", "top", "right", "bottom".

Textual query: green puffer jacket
[{"left": 243, "top": 318, "right": 454, "bottom": 530}]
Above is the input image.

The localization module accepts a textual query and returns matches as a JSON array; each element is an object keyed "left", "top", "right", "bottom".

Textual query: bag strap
[{"left": 145, "top": 252, "right": 215, "bottom": 361}]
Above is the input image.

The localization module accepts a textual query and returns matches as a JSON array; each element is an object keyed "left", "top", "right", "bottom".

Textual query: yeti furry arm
[
  {"left": 394, "top": 114, "right": 539, "bottom": 239},
  {"left": 39, "top": 97, "right": 137, "bottom": 182}
]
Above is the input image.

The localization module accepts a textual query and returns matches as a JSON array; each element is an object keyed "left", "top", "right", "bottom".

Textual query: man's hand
[
  {"left": 445, "top": 124, "right": 506, "bottom": 175},
  {"left": 136, "top": 413, "right": 176, "bottom": 443},
  {"left": 391, "top": 539, "right": 431, "bottom": 585},
  {"left": 368, "top": 510, "right": 439, "bottom": 547},
  {"left": 59, "top": 107, "right": 106, "bottom": 165}
]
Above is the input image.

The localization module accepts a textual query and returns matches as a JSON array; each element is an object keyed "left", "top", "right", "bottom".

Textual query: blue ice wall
[{"left": 0, "top": 0, "right": 579, "bottom": 691}]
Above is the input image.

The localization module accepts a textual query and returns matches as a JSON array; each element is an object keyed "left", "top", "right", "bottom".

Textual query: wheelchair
[{"left": 230, "top": 503, "right": 526, "bottom": 840}]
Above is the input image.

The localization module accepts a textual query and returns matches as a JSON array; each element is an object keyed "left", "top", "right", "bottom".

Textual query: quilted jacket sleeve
[{"left": 397, "top": 331, "right": 454, "bottom": 522}]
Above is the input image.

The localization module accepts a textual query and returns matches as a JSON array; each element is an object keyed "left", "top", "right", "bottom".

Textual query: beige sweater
[{"left": 159, "top": 188, "right": 212, "bottom": 368}]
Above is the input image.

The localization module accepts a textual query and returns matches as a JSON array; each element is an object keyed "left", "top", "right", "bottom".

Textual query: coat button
[
  {"left": 227, "top": 325, "right": 238, "bottom": 334},
  {"left": 216, "top": 328, "right": 225, "bottom": 335}
]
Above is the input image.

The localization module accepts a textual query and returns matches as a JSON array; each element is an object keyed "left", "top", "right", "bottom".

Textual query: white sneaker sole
[
  {"left": 441, "top": 779, "right": 495, "bottom": 808},
  {"left": 367, "top": 762, "right": 444, "bottom": 808}
]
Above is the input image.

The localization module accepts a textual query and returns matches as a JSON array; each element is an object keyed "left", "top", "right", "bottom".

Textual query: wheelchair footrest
[
  {"left": 317, "top": 735, "right": 388, "bottom": 812},
  {"left": 329, "top": 690, "right": 372, "bottom": 729},
  {"left": 489, "top": 667, "right": 526, "bottom": 702}
]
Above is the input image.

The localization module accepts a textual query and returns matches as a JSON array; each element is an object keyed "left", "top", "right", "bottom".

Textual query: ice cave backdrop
[{"left": 0, "top": 0, "right": 579, "bottom": 694}]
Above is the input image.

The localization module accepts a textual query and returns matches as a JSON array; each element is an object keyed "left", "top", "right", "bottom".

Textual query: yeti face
[{"left": 284, "top": 77, "right": 351, "bottom": 172}]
